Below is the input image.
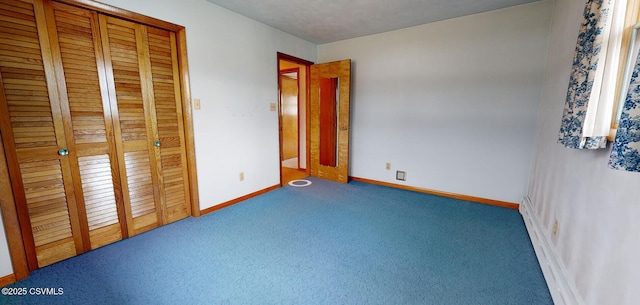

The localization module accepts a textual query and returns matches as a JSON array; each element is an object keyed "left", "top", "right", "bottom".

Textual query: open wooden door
[{"left": 310, "top": 59, "right": 351, "bottom": 183}]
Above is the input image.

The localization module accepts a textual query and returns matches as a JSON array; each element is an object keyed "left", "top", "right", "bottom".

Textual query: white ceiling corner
[{"left": 204, "top": 0, "right": 542, "bottom": 44}]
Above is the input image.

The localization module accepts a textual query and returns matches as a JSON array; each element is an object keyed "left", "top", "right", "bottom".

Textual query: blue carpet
[{"left": 0, "top": 178, "right": 551, "bottom": 304}]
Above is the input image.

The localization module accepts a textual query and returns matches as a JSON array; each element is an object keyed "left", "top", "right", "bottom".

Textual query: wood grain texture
[
  {"left": 176, "top": 29, "right": 200, "bottom": 217},
  {"left": 280, "top": 74, "right": 299, "bottom": 161},
  {"left": 0, "top": 273, "right": 17, "bottom": 287},
  {"left": 147, "top": 27, "right": 191, "bottom": 224},
  {"left": 281, "top": 167, "right": 308, "bottom": 185},
  {"left": 55, "top": 0, "right": 182, "bottom": 31},
  {"left": 276, "top": 53, "right": 312, "bottom": 186},
  {"left": 0, "top": 0, "right": 85, "bottom": 269},
  {"left": 1, "top": 0, "right": 197, "bottom": 273},
  {"left": 123, "top": 150, "right": 158, "bottom": 234},
  {"left": 310, "top": 59, "right": 350, "bottom": 183},
  {"left": 77, "top": 154, "right": 122, "bottom": 248},
  {"left": 100, "top": 15, "right": 162, "bottom": 236},
  {"left": 318, "top": 77, "right": 337, "bottom": 167},
  {"left": 51, "top": 4, "right": 107, "bottom": 145},
  {"left": 135, "top": 21, "right": 165, "bottom": 233},
  {"left": 46, "top": 1, "right": 125, "bottom": 251},
  {"left": 0, "top": 0, "right": 40, "bottom": 270},
  {"left": 276, "top": 52, "right": 314, "bottom": 66},
  {"left": 1, "top": 2, "right": 56, "bottom": 151},
  {"left": 35, "top": 0, "right": 86, "bottom": 265},
  {"left": 0, "top": 129, "right": 29, "bottom": 281}
]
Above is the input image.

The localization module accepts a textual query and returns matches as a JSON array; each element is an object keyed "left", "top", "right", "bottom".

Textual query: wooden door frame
[
  {"left": 276, "top": 53, "right": 313, "bottom": 186},
  {"left": 0, "top": 130, "right": 29, "bottom": 283},
  {"left": 279, "top": 67, "right": 301, "bottom": 168},
  {"left": 0, "top": 0, "right": 200, "bottom": 282}
]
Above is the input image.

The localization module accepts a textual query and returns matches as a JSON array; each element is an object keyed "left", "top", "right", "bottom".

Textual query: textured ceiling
[{"left": 205, "top": 0, "right": 541, "bottom": 44}]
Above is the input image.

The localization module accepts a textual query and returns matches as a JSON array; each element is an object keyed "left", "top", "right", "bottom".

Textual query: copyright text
[{"left": 1, "top": 287, "right": 64, "bottom": 296}]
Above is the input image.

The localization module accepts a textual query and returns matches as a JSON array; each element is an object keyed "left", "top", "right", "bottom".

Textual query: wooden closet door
[
  {"left": 99, "top": 15, "right": 163, "bottom": 236},
  {"left": 0, "top": 0, "right": 83, "bottom": 268},
  {"left": 146, "top": 27, "right": 191, "bottom": 224},
  {"left": 45, "top": 2, "right": 126, "bottom": 250}
]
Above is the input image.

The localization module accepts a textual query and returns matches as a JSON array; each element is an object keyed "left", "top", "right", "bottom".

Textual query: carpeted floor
[{"left": 0, "top": 178, "right": 552, "bottom": 305}]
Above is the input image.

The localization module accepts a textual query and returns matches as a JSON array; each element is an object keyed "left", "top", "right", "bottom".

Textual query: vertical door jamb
[{"left": 276, "top": 52, "right": 313, "bottom": 186}]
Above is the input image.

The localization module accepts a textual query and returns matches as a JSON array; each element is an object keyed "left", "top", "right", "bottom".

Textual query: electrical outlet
[
  {"left": 239, "top": 172, "right": 244, "bottom": 181},
  {"left": 396, "top": 170, "right": 406, "bottom": 181},
  {"left": 553, "top": 219, "right": 559, "bottom": 237},
  {"left": 385, "top": 162, "right": 390, "bottom": 170},
  {"left": 194, "top": 98, "right": 201, "bottom": 110}
]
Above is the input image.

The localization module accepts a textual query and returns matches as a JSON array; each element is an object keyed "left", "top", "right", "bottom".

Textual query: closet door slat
[
  {"left": 100, "top": 15, "right": 163, "bottom": 236},
  {"left": 146, "top": 27, "right": 191, "bottom": 224},
  {"left": 0, "top": 0, "right": 83, "bottom": 269},
  {"left": 46, "top": 1, "right": 127, "bottom": 250}
]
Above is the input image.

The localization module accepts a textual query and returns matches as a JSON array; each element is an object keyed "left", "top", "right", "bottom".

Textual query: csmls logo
[{"left": 29, "top": 287, "right": 64, "bottom": 295}]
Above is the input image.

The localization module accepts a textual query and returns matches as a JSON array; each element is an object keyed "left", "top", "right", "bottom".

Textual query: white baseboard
[{"left": 519, "top": 196, "right": 584, "bottom": 305}]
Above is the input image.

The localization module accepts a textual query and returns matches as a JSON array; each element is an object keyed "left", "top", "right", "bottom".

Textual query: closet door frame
[{"left": 0, "top": 0, "right": 199, "bottom": 281}]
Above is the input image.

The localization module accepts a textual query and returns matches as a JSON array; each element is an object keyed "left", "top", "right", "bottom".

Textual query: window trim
[{"left": 609, "top": 0, "right": 640, "bottom": 141}]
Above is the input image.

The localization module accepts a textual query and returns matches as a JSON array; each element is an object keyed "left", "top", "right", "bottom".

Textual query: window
[
  {"left": 558, "top": 0, "right": 639, "bottom": 149},
  {"left": 609, "top": 0, "right": 640, "bottom": 140}
]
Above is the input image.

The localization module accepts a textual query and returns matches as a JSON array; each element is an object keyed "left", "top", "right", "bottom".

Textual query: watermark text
[{"left": 1, "top": 287, "right": 64, "bottom": 296}]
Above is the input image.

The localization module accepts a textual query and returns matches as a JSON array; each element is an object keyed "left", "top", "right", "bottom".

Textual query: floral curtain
[
  {"left": 558, "top": 0, "right": 613, "bottom": 149},
  {"left": 609, "top": 47, "right": 640, "bottom": 171}
]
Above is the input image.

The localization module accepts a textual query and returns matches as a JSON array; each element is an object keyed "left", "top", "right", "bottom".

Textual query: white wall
[
  {"left": 98, "top": 0, "right": 317, "bottom": 209},
  {"left": 317, "top": 1, "right": 553, "bottom": 203},
  {"left": 0, "top": 212, "right": 12, "bottom": 277},
  {"left": 1, "top": 134, "right": 14, "bottom": 278},
  {"left": 528, "top": 0, "right": 640, "bottom": 304}
]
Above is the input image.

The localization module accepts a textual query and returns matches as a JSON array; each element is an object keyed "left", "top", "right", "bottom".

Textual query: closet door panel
[
  {"left": 19, "top": 158, "right": 76, "bottom": 266},
  {"left": 124, "top": 149, "right": 157, "bottom": 229},
  {"left": 47, "top": 2, "right": 125, "bottom": 250},
  {"left": 147, "top": 27, "right": 190, "bottom": 224},
  {"left": 0, "top": 0, "right": 83, "bottom": 268},
  {"left": 100, "top": 15, "right": 162, "bottom": 235},
  {"left": 77, "top": 153, "right": 120, "bottom": 248}
]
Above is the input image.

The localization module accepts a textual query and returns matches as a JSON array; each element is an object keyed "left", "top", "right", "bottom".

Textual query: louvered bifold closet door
[
  {"left": 99, "top": 15, "right": 163, "bottom": 236},
  {"left": 0, "top": 0, "right": 83, "bottom": 268},
  {"left": 146, "top": 27, "right": 191, "bottom": 224},
  {"left": 45, "top": 2, "right": 126, "bottom": 250}
]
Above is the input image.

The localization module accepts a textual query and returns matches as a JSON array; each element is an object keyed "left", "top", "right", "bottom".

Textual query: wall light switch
[
  {"left": 270, "top": 103, "right": 276, "bottom": 111},
  {"left": 194, "top": 98, "right": 201, "bottom": 110}
]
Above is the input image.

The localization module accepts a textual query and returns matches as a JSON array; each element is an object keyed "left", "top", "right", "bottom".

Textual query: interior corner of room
[{"left": 1, "top": 0, "right": 640, "bottom": 304}]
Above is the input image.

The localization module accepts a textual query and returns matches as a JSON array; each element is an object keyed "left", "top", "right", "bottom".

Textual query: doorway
[
  {"left": 278, "top": 53, "right": 312, "bottom": 185},
  {"left": 277, "top": 53, "right": 352, "bottom": 185}
]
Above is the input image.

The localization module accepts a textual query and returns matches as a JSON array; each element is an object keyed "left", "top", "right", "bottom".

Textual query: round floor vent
[{"left": 288, "top": 179, "right": 312, "bottom": 187}]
